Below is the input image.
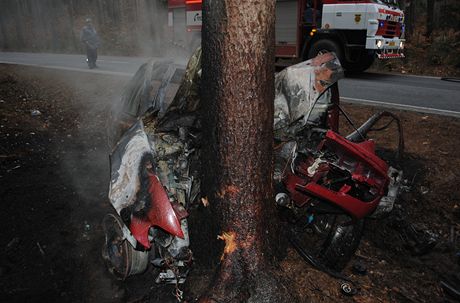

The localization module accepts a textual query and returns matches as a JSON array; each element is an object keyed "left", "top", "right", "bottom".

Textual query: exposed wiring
[
  {"left": 370, "top": 117, "right": 395, "bottom": 131},
  {"left": 337, "top": 105, "right": 366, "bottom": 141}
]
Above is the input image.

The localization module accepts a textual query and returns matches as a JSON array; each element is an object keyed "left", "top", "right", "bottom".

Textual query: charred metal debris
[
  {"left": 102, "top": 48, "right": 435, "bottom": 299},
  {"left": 103, "top": 49, "right": 202, "bottom": 288}
]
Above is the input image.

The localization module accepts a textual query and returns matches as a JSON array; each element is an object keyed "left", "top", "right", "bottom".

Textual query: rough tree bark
[{"left": 200, "top": 1, "right": 296, "bottom": 302}]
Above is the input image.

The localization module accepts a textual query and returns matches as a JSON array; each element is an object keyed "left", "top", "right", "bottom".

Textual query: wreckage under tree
[{"left": 102, "top": 2, "right": 410, "bottom": 301}]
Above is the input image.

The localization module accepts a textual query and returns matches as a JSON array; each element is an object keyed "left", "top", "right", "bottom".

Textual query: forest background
[{"left": 0, "top": 0, "right": 459, "bottom": 76}]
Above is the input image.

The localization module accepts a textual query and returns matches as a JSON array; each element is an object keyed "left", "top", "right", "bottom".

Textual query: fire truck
[{"left": 166, "top": 0, "right": 405, "bottom": 72}]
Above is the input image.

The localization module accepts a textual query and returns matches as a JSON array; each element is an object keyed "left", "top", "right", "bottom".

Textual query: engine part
[
  {"left": 102, "top": 214, "right": 149, "bottom": 280},
  {"left": 275, "top": 193, "right": 290, "bottom": 207},
  {"left": 370, "top": 166, "right": 403, "bottom": 218},
  {"left": 284, "top": 130, "right": 390, "bottom": 219},
  {"left": 155, "top": 268, "right": 188, "bottom": 284},
  {"left": 346, "top": 111, "right": 404, "bottom": 160}
]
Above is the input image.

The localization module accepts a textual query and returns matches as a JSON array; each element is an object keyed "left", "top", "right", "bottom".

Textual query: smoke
[
  {"left": 0, "top": 0, "right": 199, "bottom": 62},
  {"left": 0, "top": 2, "right": 199, "bottom": 299},
  {"left": 0, "top": 0, "right": 195, "bottom": 230}
]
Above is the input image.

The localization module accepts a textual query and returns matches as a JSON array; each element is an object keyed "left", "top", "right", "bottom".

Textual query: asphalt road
[{"left": 1, "top": 51, "right": 459, "bottom": 117}]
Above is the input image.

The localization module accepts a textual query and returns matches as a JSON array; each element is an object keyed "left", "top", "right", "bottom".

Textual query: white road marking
[
  {"left": 341, "top": 96, "right": 460, "bottom": 118},
  {"left": 1, "top": 58, "right": 458, "bottom": 118},
  {"left": 98, "top": 60, "right": 131, "bottom": 64},
  {"left": 0, "top": 61, "right": 133, "bottom": 77},
  {"left": 365, "top": 71, "right": 441, "bottom": 80}
]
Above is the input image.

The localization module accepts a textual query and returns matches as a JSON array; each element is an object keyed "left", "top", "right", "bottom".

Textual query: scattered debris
[
  {"left": 82, "top": 221, "right": 91, "bottom": 240},
  {"left": 441, "top": 274, "right": 460, "bottom": 300},
  {"left": 340, "top": 282, "right": 357, "bottom": 296},
  {"left": 420, "top": 186, "right": 429, "bottom": 195},
  {"left": 6, "top": 165, "right": 21, "bottom": 173},
  {"left": 31, "top": 109, "right": 42, "bottom": 116},
  {"left": 6, "top": 237, "right": 20, "bottom": 249},
  {"left": 37, "top": 242, "right": 45, "bottom": 257},
  {"left": 352, "top": 262, "right": 367, "bottom": 276},
  {"left": 201, "top": 197, "right": 209, "bottom": 207},
  {"left": 84, "top": 221, "right": 91, "bottom": 232}
]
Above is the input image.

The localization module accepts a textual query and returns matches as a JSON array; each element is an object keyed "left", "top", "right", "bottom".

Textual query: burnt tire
[
  {"left": 308, "top": 39, "right": 344, "bottom": 64},
  {"left": 292, "top": 213, "right": 364, "bottom": 271},
  {"left": 102, "top": 214, "right": 149, "bottom": 280}
]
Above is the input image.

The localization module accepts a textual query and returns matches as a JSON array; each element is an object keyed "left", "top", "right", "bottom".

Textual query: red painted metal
[
  {"left": 186, "top": 3, "right": 202, "bottom": 10},
  {"left": 296, "top": 0, "right": 306, "bottom": 57},
  {"left": 146, "top": 174, "right": 184, "bottom": 238},
  {"left": 302, "top": 182, "right": 381, "bottom": 218},
  {"left": 171, "top": 202, "right": 189, "bottom": 220},
  {"left": 130, "top": 174, "right": 184, "bottom": 248},
  {"left": 377, "top": 52, "right": 405, "bottom": 59},
  {"left": 276, "top": 45, "right": 298, "bottom": 58},
  {"left": 284, "top": 130, "right": 390, "bottom": 219},
  {"left": 168, "top": 0, "right": 185, "bottom": 8},
  {"left": 376, "top": 20, "right": 402, "bottom": 37},
  {"left": 378, "top": 8, "right": 403, "bottom": 16},
  {"left": 327, "top": 83, "right": 340, "bottom": 132},
  {"left": 130, "top": 216, "right": 152, "bottom": 248},
  {"left": 186, "top": 25, "right": 202, "bottom": 32},
  {"left": 325, "top": 131, "right": 389, "bottom": 177}
]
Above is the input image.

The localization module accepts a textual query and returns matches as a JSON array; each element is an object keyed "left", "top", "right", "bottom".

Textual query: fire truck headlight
[
  {"left": 376, "top": 40, "right": 383, "bottom": 48},
  {"left": 399, "top": 41, "right": 404, "bottom": 49}
]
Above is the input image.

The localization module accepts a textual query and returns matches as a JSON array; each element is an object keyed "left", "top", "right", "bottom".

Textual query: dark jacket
[{"left": 80, "top": 25, "right": 100, "bottom": 49}]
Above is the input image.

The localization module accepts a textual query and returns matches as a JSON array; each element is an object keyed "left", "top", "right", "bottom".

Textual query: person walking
[{"left": 80, "top": 18, "right": 100, "bottom": 69}]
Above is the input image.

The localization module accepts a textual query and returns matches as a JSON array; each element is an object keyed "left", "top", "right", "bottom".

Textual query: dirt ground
[{"left": 0, "top": 65, "right": 459, "bottom": 303}]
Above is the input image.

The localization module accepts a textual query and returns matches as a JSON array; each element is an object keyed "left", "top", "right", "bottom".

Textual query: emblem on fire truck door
[{"left": 354, "top": 14, "right": 361, "bottom": 23}]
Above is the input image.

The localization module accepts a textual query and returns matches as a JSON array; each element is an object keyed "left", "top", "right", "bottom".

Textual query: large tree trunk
[{"left": 200, "top": 1, "right": 295, "bottom": 302}]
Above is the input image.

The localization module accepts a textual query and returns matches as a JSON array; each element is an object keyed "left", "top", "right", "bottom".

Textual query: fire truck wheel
[
  {"left": 345, "top": 53, "right": 375, "bottom": 73},
  {"left": 308, "top": 39, "right": 344, "bottom": 65}
]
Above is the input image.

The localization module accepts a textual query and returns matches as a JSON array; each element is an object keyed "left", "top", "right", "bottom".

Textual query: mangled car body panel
[
  {"left": 109, "top": 120, "right": 152, "bottom": 214},
  {"left": 284, "top": 130, "right": 391, "bottom": 219},
  {"left": 274, "top": 52, "right": 343, "bottom": 140}
]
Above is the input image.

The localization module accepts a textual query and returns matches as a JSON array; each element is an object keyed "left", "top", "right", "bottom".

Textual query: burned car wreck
[
  {"left": 103, "top": 53, "right": 202, "bottom": 285},
  {"left": 102, "top": 49, "right": 418, "bottom": 288},
  {"left": 272, "top": 53, "right": 405, "bottom": 272}
]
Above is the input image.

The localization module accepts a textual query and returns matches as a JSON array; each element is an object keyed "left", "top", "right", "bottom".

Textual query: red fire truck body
[{"left": 167, "top": 0, "right": 405, "bottom": 71}]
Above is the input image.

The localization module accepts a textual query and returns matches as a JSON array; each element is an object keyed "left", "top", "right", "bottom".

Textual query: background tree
[
  {"left": 199, "top": 0, "right": 296, "bottom": 302},
  {"left": 425, "top": 0, "right": 435, "bottom": 37}
]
